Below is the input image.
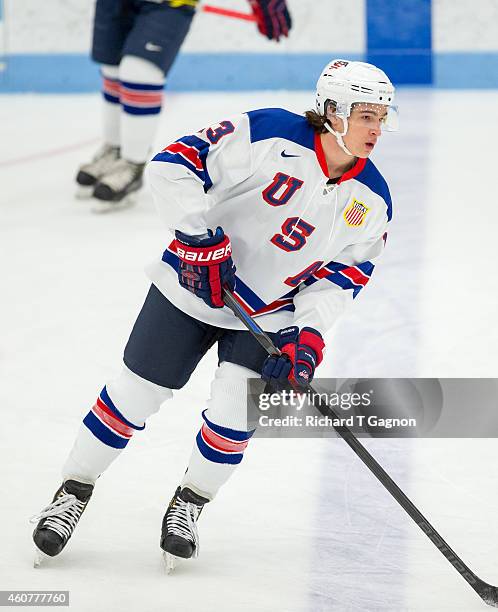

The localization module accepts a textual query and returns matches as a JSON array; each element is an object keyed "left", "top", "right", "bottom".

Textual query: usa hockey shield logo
[{"left": 344, "top": 199, "right": 369, "bottom": 227}]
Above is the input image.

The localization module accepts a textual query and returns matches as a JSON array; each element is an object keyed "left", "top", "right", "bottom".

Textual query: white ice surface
[{"left": 1, "top": 90, "right": 498, "bottom": 611}]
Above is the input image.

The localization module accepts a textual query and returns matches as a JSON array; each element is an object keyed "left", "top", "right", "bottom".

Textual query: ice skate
[
  {"left": 75, "top": 144, "right": 120, "bottom": 198},
  {"left": 160, "top": 486, "right": 209, "bottom": 573},
  {"left": 91, "top": 158, "right": 145, "bottom": 213},
  {"left": 30, "top": 479, "right": 94, "bottom": 566}
]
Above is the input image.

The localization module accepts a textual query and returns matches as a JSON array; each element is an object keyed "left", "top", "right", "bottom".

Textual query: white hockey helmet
[{"left": 316, "top": 59, "right": 398, "bottom": 156}]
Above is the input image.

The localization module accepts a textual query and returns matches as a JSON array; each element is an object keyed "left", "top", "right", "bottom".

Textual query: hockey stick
[
  {"left": 202, "top": 4, "right": 256, "bottom": 22},
  {"left": 223, "top": 288, "right": 498, "bottom": 607}
]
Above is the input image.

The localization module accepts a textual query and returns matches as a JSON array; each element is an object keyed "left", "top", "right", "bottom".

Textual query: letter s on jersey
[
  {"left": 263, "top": 173, "right": 304, "bottom": 206},
  {"left": 271, "top": 217, "right": 315, "bottom": 252}
]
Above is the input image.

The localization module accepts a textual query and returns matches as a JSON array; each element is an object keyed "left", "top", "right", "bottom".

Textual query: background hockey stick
[
  {"left": 222, "top": 288, "right": 498, "bottom": 607},
  {"left": 202, "top": 4, "right": 256, "bottom": 22}
]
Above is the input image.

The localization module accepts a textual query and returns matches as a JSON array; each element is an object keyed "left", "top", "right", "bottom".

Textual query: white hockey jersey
[{"left": 146, "top": 108, "right": 392, "bottom": 337}]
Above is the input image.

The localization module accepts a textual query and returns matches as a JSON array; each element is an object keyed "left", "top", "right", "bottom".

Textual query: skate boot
[
  {"left": 30, "top": 479, "right": 94, "bottom": 566},
  {"left": 75, "top": 144, "right": 120, "bottom": 198},
  {"left": 92, "top": 158, "right": 145, "bottom": 213},
  {"left": 160, "top": 486, "right": 209, "bottom": 572}
]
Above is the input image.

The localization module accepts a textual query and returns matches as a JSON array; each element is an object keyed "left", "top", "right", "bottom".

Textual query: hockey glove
[
  {"left": 262, "top": 326, "right": 325, "bottom": 387},
  {"left": 174, "top": 227, "right": 236, "bottom": 308},
  {"left": 248, "top": 0, "right": 291, "bottom": 42}
]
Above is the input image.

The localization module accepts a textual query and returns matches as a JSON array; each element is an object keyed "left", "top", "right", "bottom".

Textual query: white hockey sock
[
  {"left": 181, "top": 362, "right": 257, "bottom": 500},
  {"left": 101, "top": 64, "right": 121, "bottom": 148},
  {"left": 62, "top": 365, "right": 173, "bottom": 483},
  {"left": 119, "top": 55, "right": 165, "bottom": 164}
]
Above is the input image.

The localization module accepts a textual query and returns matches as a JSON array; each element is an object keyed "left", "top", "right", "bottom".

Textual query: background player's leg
[
  {"left": 76, "top": 0, "right": 133, "bottom": 197},
  {"left": 92, "top": 55, "right": 164, "bottom": 205},
  {"left": 119, "top": 55, "right": 164, "bottom": 164},
  {"left": 75, "top": 64, "right": 121, "bottom": 196},
  {"left": 93, "top": 1, "right": 197, "bottom": 205},
  {"left": 101, "top": 64, "right": 121, "bottom": 149}
]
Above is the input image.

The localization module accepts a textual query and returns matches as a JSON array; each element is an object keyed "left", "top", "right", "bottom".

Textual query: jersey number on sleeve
[
  {"left": 271, "top": 217, "right": 315, "bottom": 252},
  {"left": 284, "top": 261, "right": 323, "bottom": 287},
  {"left": 205, "top": 121, "right": 235, "bottom": 144}
]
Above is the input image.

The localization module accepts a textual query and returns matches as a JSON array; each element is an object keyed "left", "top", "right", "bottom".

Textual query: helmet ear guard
[
  {"left": 317, "top": 98, "right": 352, "bottom": 156},
  {"left": 323, "top": 100, "right": 347, "bottom": 137}
]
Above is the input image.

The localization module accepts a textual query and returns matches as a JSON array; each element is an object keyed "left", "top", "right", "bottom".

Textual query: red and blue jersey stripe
[
  {"left": 153, "top": 134, "right": 213, "bottom": 193},
  {"left": 311, "top": 260, "right": 375, "bottom": 298},
  {"left": 161, "top": 243, "right": 374, "bottom": 316}
]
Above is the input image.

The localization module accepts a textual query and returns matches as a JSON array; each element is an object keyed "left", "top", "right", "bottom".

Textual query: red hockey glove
[
  {"left": 174, "top": 227, "right": 236, "bottom": 308},
  {"left": 248, "top": 0, "right": 292, "bottom": 42},
  {"left": 262, "top": 326, "right": 325, "bottom": 388}
]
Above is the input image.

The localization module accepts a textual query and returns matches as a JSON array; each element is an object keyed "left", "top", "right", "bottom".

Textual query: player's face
[{"left": 344, "top": 104, "right": 388, "bottom": 158}]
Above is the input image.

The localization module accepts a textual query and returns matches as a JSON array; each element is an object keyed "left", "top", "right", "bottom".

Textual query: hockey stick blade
[
  {"left": 481, "top": 585, "right": 498, "bottom": 608},
  {"left": 222, "top": 288, "right": 498, "bottom": 607}
]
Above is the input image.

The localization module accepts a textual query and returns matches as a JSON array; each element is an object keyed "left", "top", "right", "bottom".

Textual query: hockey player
[
  {"left": 32, "top": 59, "right": 398, "bottom": 566},
  {"left": 76, "top": 0, "right": 292, "bottom": 208}
]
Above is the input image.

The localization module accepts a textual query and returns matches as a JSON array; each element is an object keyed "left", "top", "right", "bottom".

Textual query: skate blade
[
  {"left": 91, "top": 194, "right": 136, "bottom": 214},
  {"left": 75, "top": 185, "right": 94, "bottom": 200},
  {"left": 33, "top": 548, "right": 48, "bottom": 568},
  {"left": 163, "top": 551, "right": 181, "bottom": 574}
]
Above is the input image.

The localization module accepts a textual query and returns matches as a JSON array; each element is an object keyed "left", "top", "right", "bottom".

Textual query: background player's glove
[
  {"left": 248, "top": 0, "right": 292, "bottom": 42},
  {"left": 262, "top": 326, "right": 325, "bottom": 387},
  {"left": 174, "top": 227, "right": 236, "bottom": 308}
]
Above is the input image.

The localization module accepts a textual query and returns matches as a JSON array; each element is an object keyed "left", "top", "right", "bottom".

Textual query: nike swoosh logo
[
  {"left": 145, "top": 42, "right": 163, "bottom": 52},
  {"left": 281, "top": 150, "right": 300, "bottom": 158}
]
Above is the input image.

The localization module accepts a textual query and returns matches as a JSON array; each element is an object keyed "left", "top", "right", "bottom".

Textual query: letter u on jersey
[{"left": 262, "top": 172, "right": 304, "bottom": 206}]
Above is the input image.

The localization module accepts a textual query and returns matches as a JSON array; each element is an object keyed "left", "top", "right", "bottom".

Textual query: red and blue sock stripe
[
  {"left": 83, "top": 386, "right": 145, "bottom": 449},
  {"left": 196, "top": 410, "right": 255, "bottom": 465},
  {"left": 102, "top": 75, "right": 120, "bottom": 105},
  {"left": 120, "top": 80, "right": 164, "bottom": 116}
]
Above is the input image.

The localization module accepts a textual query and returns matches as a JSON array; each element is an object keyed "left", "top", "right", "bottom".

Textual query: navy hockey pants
[
  {"left": 92, "top": 0, "right": 197, "bottom": 72},
  {"left": 123, "top": 284, "right": 276, "bottom": 389}
]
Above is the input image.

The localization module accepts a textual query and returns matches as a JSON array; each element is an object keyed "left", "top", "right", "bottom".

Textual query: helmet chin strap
[{"left": 324, "top": 118, "right": 355, "bottom": 157}]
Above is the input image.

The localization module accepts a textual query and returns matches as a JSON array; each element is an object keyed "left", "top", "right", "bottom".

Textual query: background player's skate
[
  {"left": 75, "top": 144, "right": 120, "bottom": 199},
  {"left": 160, "top": 486, "right": 209, "bottom": 573},
  {"left": 30, "top": 479, "right": 94, "bottom": 567},
  {"left": 91, "top": 159, "right": 145, "bottom": 213}
]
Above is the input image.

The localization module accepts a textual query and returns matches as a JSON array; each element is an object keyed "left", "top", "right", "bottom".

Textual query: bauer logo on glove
[{"left": 175, "top": 241, "right": 232, "bottom": 263}]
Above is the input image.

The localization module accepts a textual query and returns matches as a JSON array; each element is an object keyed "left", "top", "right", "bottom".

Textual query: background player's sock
[
  {"left": 119, "top": 55, "right": 165, "bottom": 163},
  {"left": 101, "top": 64, "right": 121, "bottom": 148}
]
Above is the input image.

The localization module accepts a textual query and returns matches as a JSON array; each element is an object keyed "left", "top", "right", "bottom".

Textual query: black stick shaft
[{"left": 223, "top": 288, "right": 498, "bottom": 606}]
